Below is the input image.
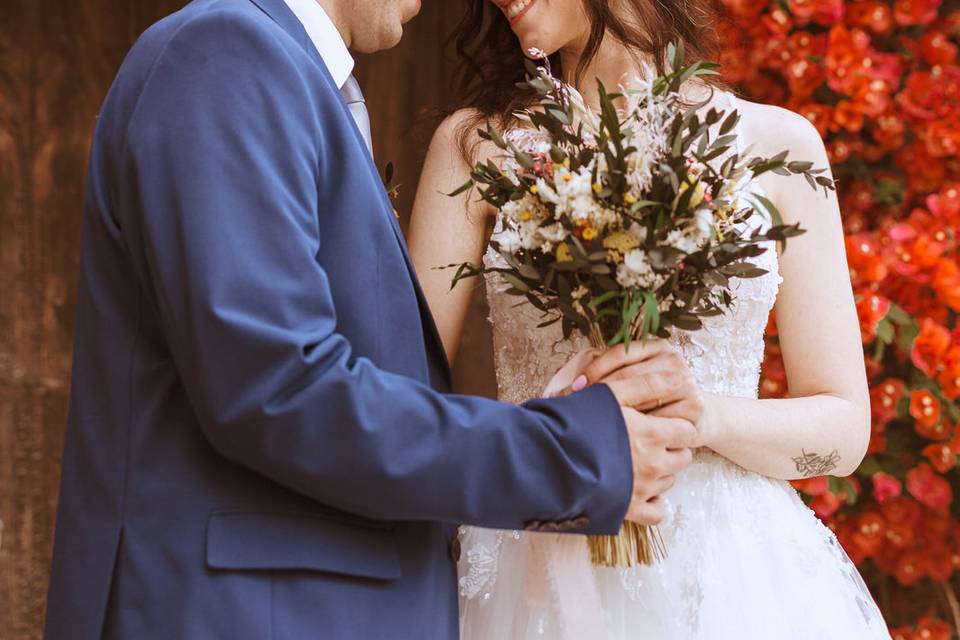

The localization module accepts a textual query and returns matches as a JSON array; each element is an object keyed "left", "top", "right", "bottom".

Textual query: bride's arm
[
  {"left": 695, "top": 104, "right": 870, "bottom": 479},
  {"left": 583, "top": 104, "right": 871, "bottom": 480},
  {"left": 407, "top": 111, "right": 494, "bottom": 364}
]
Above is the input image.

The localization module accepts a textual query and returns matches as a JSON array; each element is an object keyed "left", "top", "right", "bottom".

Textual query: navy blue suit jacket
[{"left": 44, "top": 0, "right": 632, "bottom": 637}]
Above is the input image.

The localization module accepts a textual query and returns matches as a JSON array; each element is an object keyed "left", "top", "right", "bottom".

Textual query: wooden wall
[{"left": 0, "top": 1, "right": 492, "bottom": 636}]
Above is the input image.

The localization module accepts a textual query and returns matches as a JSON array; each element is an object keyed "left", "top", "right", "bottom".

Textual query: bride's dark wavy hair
[{"left": 447, "top": 0, "right": 726, "bottom": 159}]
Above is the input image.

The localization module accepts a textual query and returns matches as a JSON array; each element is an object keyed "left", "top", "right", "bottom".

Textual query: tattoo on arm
[{"left": 792, "top": 449, "right": 841, "bottom": 477}]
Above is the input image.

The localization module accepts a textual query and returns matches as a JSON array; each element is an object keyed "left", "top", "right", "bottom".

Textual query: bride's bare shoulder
[
  {"left": 730, "top": 96, "right": 828, "bottom": 161},
  {"left": 428, "top": 108, "right": 500, "bottom": 169}
]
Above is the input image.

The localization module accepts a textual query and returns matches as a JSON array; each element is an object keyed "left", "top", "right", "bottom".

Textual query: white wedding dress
[{"left": 457, "top": 92, "right": 891, "bottom": 639}]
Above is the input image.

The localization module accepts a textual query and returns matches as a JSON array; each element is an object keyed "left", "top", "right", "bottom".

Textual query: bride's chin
[{"left": 517, "top": 34, "right": 557, "bottom": 58}]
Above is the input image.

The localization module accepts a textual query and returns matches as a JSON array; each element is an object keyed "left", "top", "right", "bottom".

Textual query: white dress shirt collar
[{"left": 281, "top": 0, "right": 355, "bottom": 89}]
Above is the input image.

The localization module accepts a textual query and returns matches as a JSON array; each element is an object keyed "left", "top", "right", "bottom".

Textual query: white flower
[
  {"left": 665, "top": 229, "right": 698, "bottom": 254},
  {"left": 500, "top": 194, "right": 545, "bottom": 226},
  {"left": 537, "top": 222, "right": 570, "bottom": 248},
  {"left": 616, "top": 249, "right": 664, "bottom": 290},
  {"left": 565, "top": 85, "right": 602, "bottom": 136},
  {"left": 496, "top": 229, "right": 522, "bottom": 253}
]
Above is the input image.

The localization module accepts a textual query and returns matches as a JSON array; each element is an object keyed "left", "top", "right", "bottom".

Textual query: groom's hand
[
  {"left": 570, "top": 341, "right": 706, "bottom": 429},
  {"left": 622, "top": 407, "right": 695, "bottom": 525}
]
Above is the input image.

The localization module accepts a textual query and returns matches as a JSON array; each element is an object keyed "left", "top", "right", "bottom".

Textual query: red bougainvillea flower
[
  {"left": 893, "top": 0, "right": 942, "bottom": 26},
  {"left": 906, "top": 462, "right": 953, "bottom": 509},
  {"left": 724, "top": 0, "right": 772, "bottom": 20},
  {"left": 872, "top": 109, "right": 906, "bottom": 149},
  {"left": 911, "top": 318, "right": 952, "bottom": 375},
  {"left": 793, "top": 475, "right": 829, "bottom": 495},
  {"left": 894, "top": 549, "right": 927, "bottom": 585},
  {"left": 784, "top": 57, "right": 826, "bottom": 99},
  {"left": 810, "top": 488, "right": 843, "bottom": 518},
  {"left": 927, "top": 183, "right": 960, "bottom": 226},
  {"left": 885, "top": 518, "right": 916, "bottom": 549},
  {"left": 832, "top": 99, "right": 865, "bottom": 132},
  {"left": 910, "top": 389, "right": 945, "bottom": 437},
  {"left": 882, "top": 495, "right": 924, "bottom": 526},
  {"left": 871, "top": 377, "right": 905, "bottom": 425},
  {"left": 938, "top": 351, "right": 960, "bottom": 399},
  {"left": 897, "top": 141, "right": 948, "bottom": 192},
  {"left": 872, "top": 472, "right": 903, "bottom": 503},
  {"left": 824, "top": 26, "right": 873, "bottom": 92},
  {"left": 761, "top": 6, "right": 794, "bottom": 35},
  {"left": 846, "top": 234, "right": 890, "bottom": 284},
  {"left": 855, "top": 294, "right": 891, "bottom": 342},
  {"left": 789, "top": 0, "right": 845, "bottom": 24},
  {"left": 795, "top": 102, "right": 834, "bottom": 136},
  {"left": 926, "top": 117, "right": 960, "bottom": 157},
  {"left": 898, "top": 70, "right": 941, "bottom": 120},
  {"left": 932, "top": 258, "right": 960, "bottom": 311},
  {"left": 846, "top": 0, "right": 895, "bottom": 35},
  {"left": 913, "top": 616, "right": 952, "bottom": 640},
  {"left": 867, "top": 430, "right": 888, "bottom": 454},
  {"left": 851, "top": 510, "right": 887, "bottom": 556},
  {"left": 925, "top": 542, "right": 956, "bottom": 581},
  {"left": 920, "top": 30, "right": 959, "bottom": 65},
  {"left": 923, "top": 441, "right": 958, "bottom": 472}
]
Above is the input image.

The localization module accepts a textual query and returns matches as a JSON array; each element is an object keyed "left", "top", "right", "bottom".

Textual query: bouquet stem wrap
[{"left": 586, "top": 323, "right": 667, "bottom": 567}]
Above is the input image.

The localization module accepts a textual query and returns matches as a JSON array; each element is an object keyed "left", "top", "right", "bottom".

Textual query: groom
[{"left": 45, "top": 0, "right": 700, "bottom": 637}]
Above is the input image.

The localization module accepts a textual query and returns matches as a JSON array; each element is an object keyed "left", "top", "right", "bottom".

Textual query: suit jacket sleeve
[{"left": 118, "top": 9, "right": 632, "bottom": 534}]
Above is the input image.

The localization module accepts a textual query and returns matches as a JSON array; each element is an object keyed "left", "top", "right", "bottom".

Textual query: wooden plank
[
  {"left": 0, "top": 3, "right": 494, "bottom": 636},
  {"left": 0, "top": 2, "right": 188, "bottom": 636}
]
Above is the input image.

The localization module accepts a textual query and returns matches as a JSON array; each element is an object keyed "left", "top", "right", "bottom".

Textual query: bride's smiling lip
[{"left": 497, "top": 0, "right": 539, "bottom": 25}]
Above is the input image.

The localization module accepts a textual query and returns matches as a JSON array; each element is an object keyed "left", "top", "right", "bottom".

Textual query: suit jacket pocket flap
[{"left": 206, "top": 511, "right": 401, "bottom": 580}]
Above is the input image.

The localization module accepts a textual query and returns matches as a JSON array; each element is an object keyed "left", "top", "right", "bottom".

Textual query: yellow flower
[
  {"left": 602, "top": 230, "right": 640, "bottom": 263},
  {"left": 530, "top": 185, "right": 539, "bottom": 194},
  {"left": 520, "top": 210, "right": 533, "bottom": 222},
  {"left": 556, "top": 243, "right": 573, "bottom": 263},
  {"left": 563, "top": 174, "right": 573, "bottom": 182},
  {"left": 603, "top": 231, "right": 641, "bottom": 253},
  {"left": 623, "top": 193, "right": 637, "bottom": 205},
  {"left": 593, "top": 183, "right": 603, "bottom": 194},
  {"left": 679, "top": 179, "right": 706, "bottom": 208},
  {"left": 582, "top": 227, "right": 598, "bottom": 241}
]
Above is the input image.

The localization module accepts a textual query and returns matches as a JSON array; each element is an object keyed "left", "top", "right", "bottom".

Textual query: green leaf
[
  {"left": 502, "top": 273, "right": 531, "bottom": 293},
  {"left": 445, "top": 179, "right": 474, "bottom": 197},
  {"left": 875, "top": 317, "right": 894, "bottom": 345}
]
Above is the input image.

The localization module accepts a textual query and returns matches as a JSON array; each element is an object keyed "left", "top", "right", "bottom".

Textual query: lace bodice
[
  {"left": 462, "top": 93, "right": 890, "bottom": 640},
  {"left": 483, "top": 92, "right": 783, "bottom": 405}
]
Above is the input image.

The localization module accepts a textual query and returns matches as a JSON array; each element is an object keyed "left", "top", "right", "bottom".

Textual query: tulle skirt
[{"left": 458, "top": 450, "right": 890, "bottom": 639}]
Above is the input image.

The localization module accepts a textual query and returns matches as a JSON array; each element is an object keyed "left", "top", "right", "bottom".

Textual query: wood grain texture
[
  {"left": 356, "top": 8, "right": 498, "bottom": 400},
  {"left": 0, "top": 1, "right": 492, "bottom": 637}
]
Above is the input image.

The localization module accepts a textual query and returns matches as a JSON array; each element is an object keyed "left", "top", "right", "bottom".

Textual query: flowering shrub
[{"left": 719, "top": 0, "right": 960, "bottom": 632}]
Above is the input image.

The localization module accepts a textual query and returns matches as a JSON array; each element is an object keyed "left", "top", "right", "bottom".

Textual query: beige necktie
[{"left": 340, "top": 75, "right": 373, "bottom": 155}]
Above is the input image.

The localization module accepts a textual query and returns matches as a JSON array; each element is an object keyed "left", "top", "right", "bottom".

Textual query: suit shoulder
[{"left": 128, "top": 1, "right": 331, "bottom": 116}]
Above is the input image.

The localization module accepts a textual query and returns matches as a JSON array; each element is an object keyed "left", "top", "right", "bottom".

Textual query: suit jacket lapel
[{"left": 243, "top": 0, "right": 453, "bottom": 389}]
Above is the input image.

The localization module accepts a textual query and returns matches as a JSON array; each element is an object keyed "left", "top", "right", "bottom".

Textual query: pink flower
[{"left": 872, "top": 472, "right": 903, "bottom": 503}]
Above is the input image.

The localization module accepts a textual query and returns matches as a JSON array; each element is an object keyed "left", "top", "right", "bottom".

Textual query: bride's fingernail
[{"left": 571, "top": 375, "right": 587, "bottom": 392}]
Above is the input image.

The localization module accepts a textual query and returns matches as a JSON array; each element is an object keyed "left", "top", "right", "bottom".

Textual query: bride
[{"left": 407, "top": 0, "right": 891, "bottom": 637}]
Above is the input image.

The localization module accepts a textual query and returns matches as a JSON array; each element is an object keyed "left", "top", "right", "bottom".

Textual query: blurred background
[{"left": 1, "top": 0, "right": 958, "bottom": 638}]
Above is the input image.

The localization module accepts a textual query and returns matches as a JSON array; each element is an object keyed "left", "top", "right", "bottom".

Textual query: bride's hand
[{"left": 570, "top": 341, "right": 715, "bottom": 445}]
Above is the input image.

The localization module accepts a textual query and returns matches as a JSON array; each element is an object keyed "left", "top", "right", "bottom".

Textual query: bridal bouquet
[{"left": 446, "top": 44, "right": 835, "bottom": 567}]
